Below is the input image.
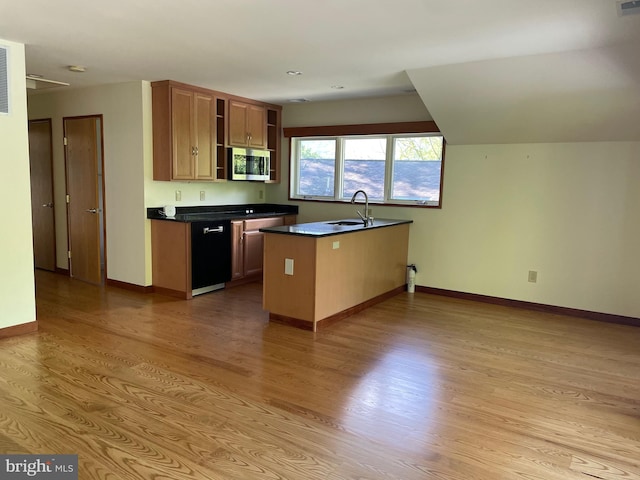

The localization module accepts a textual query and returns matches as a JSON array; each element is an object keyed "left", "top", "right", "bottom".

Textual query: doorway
[
  {"left": 28, "top": 119, "right": 56, "bottom": 272},
  {"left": 64, "top": 115, "right": 106, "bottom": 285}
]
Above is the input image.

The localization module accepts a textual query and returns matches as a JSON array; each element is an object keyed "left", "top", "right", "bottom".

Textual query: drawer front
[{"left": 244, "top": 216, "right": 284, "bottom": 231}]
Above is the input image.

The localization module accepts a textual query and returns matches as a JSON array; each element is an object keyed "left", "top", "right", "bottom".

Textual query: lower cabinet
[{"left": 230, "top": 215, "right": 297, "bottom": 284}]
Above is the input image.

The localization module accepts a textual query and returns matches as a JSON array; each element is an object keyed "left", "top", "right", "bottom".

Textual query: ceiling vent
[
  {"left": 617, "top": 0, "right": 640, "bottom": 16},
  {"left": 25, "top": 74, "right": 70, "bottom": 90}
]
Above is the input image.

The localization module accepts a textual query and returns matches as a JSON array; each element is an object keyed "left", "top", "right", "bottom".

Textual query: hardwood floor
[{"left": 1, "top": 270, "right": 639, "bottom": 479}]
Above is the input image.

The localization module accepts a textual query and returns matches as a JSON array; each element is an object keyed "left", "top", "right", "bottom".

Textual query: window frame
[{"left": 284, "top": 121, "right": 445, "bottom": 208}]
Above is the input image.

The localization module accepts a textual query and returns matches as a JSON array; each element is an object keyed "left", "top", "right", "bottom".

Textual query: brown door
[
  {"left": 64, "top": 116, "right": 105, "bottom": 285},
  {"left": 28, "top": 119, "right": 56, "bottom": 271}
]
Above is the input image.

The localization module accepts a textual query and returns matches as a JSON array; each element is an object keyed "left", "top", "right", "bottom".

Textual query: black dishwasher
[{"left": 191, "top": 220, "right": 232, "bottom": 295}]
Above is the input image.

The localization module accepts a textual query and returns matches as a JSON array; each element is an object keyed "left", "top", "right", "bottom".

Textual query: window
[{"left": 289, "top": 126, "right": 445, "bottom": 207}]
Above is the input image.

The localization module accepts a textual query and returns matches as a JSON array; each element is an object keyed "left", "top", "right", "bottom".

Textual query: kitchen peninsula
[{"left": 260, "top": 218, "right": 412, "bottom": 331}]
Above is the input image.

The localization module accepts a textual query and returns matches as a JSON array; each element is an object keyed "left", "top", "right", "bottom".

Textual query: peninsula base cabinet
[
  {"left": 230, "top": 215, "right": 297, "bottom": 285},
  {"left": 263, "top": 223, "right": 410, "bottom": 331}
]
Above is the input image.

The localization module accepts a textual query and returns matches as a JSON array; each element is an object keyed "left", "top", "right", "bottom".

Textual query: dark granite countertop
[
  {"left": 259, "top": 218, "right": 412, "bottom": 238},
  {"left": 146, "top": 203, "right": 298, "bottom": 223}
]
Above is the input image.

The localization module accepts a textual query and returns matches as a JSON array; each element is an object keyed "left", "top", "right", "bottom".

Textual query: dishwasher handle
[{"left": 203, "top": 226, "right": 224, "bottom": 234}]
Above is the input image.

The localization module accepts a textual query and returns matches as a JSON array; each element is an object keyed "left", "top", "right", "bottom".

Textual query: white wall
[
  {"left": 28, "top": 82, "right": 149, "bottom": 285},
  {"left": 270, "top": 94, "right": 640, "bottom": 318},
  {"left": 0, "top": 39, "right": 36, "bottom": 328}
]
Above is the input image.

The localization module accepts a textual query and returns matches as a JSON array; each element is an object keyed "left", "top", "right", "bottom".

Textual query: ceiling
[{"left": 2, "top": 0, "right": 640, "bottom": 143}]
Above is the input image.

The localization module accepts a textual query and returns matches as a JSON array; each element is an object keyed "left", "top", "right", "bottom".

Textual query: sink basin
[{"left": 327, "top": 220, "right": 363, "bottom": 226}]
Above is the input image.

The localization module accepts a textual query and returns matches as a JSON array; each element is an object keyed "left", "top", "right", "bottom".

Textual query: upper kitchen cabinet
[
  {"left": 152, "top": 80, "right": 226, "bottom": 182},
  {"left": 225, "top": 98, "right": 282, "bottom": 182},
  {"left": 152, "top": 80, "right": 282, "bottom": 183},
  {"left": 227, "top": 100, "right": 267, "bottom": 149}
]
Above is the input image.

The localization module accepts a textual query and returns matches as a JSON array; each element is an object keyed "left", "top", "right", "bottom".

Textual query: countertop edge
[
  {"left": 147, "top": 204, "right": 298, "bottom": 223},
  {"left": 259, "top": 219, "right": 412, "bottom": 238}
]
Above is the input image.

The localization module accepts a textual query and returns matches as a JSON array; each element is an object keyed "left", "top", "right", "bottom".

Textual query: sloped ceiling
[{"left": 407, "top": 42, "right": 640, "bottom": 144}]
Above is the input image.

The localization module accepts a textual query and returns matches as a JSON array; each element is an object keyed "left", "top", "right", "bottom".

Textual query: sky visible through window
[{"left": 296, "top": 135, "right": 443, "bottom": 203}]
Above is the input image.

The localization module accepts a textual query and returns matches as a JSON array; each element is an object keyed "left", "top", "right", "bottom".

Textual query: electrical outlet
[
  {"left": 285, "top": 258, "right": 294, "bottom": 275},
  {"left": 175, "top": 190, "right": 181, "bottom": 201},
  {"left": 200, "top": 190, "right": 205, "bottom": 201},
  {"left": 332, "top": 241, "right": 340, "bottom": 250},
  {"left": 528, "top": 270, "right": 538, "bottom": 283}
]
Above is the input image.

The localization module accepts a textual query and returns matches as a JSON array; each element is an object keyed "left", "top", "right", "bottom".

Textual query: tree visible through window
[
  {"left": 298, "top": 139, "right": 335, "bottom": 197},
  {"left": 391, "top": 136, "right": 443, "bottom": 202},
  {"left": 291, "top": 132, "right": 445, "bottom": 207}
]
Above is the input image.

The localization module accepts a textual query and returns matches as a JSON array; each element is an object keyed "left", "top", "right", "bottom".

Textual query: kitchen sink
[{"left": 327, "top": 220, "right": 363, "bottom": 226}]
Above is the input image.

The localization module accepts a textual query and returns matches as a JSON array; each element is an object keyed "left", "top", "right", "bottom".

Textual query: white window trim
[{"left": 289, "top": 132, "right": 445, "bottom": 208}]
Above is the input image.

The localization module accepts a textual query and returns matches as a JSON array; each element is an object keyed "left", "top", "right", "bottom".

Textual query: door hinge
[
  {"left": 66, "top": 194, "right": 70, "bottom": 203},
  {"left": 67, "top": 250, "right": 72, "bottom": 259},
  {"left": 63, "top": 137, "right": 68, "bottom": 146}
]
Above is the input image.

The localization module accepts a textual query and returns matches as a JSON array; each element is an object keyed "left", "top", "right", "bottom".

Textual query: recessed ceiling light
[
  {"left": 330, "top": 85, "right": 344, "bottom": 89},
  {"left": 68, "top": 65, "right": 86, "bottom": 73},
  {"left": 286, "top": 70, "right": 302, "bottom": 76},
  {"left": 288, "top": 98, "right": 309, "bottom": 103}
]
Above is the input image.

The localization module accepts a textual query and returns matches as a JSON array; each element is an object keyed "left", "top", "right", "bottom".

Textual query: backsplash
[{"left": 145, "top": 179, "right": 266, "bottom": 208}]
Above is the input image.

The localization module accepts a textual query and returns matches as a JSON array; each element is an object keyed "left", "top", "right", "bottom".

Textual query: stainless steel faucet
[{"left": 350, "top": 190, "right": 373, "bottom": 226}]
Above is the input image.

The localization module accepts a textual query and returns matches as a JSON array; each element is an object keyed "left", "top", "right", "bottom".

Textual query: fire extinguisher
[{"left": 407, "top": 264, "right": 417, "bottom": 293}]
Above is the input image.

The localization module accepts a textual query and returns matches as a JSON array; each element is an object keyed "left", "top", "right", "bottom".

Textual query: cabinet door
[
  {"left": 243, "top": 230, "right": 264, "bottom": 277},
  {"left": 247, "top": 104, "right": 266, "bottom": 148},
  {"left": 228, "top": 101, "right": 267, "bottom": 148},
  {"left": 171, "top": 88, "right": 196, "bottom": 180},
  {"left": 194, "top": 93, "right": 215, "bottom": 180},
  {"left": 228, "top": 100, "right": 249, "bottom": 146},
  {"left": 231, "top": 221, "right": 244, "bottom": 280},
  {"left": 283, "top": 215, "right": 297, "bottom": 225}
]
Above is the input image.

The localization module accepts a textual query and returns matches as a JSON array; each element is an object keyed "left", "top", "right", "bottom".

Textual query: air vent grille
[
  {"left": 0, "top": 46, "right": 8, "bottom": 115},
  {"left": 617, "top": 0, "right": 640, "bottom": 16}
]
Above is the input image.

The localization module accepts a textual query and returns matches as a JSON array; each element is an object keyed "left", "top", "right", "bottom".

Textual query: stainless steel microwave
[{"left": 228, "top": 147, "right": 270, "bottom": 181}]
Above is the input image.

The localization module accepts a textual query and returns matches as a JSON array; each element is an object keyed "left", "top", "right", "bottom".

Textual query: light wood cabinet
[
  {"left": 151, "top": 220, "right": 192, "bottom": 299},
  {"left": 152, "top": 81, "right": 226, "bottom": 181},
  {"left": 153, "top": 80, "right": 282, "bottom": 183},
  {"left": 230, "top": 215, "right": 296, "bottom": 285},
  {"left": 231, "top": 220, "right": 245, "bottom": 280},
  {"left": 263, "top": 222, "right": 410, "bottom": 331},
  {"left": 228, "top": 100, "right": 267, "bottom": 149},
  {"left": 243, "top": 229, "right": 265, "bottom": 277}
]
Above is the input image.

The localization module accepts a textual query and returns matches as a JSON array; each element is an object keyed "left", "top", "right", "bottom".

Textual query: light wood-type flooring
[{"left": 1, "top": 270, "right": 639, "bottom": 479}]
